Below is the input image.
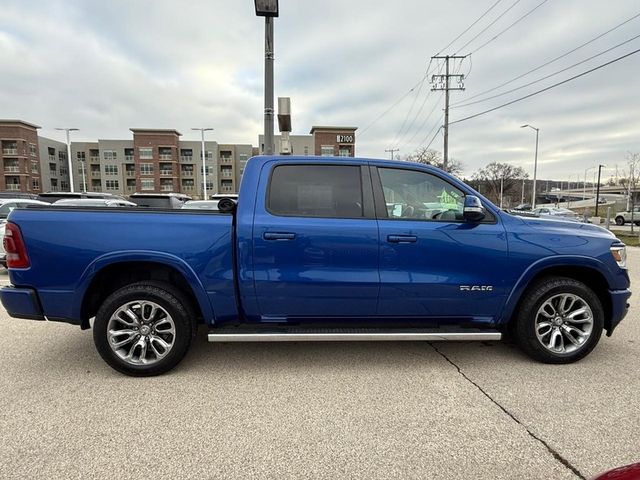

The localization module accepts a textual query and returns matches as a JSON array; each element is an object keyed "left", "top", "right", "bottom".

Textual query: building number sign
[{"left": 336, "top": 134, "right": 354, "bottom": 143}]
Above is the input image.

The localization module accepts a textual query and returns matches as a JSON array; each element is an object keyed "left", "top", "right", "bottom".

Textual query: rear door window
[{"left": 268, "top": 165, "right": 364, "bottom": 218}]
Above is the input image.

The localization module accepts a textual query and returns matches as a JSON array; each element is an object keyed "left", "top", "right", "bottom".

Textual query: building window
[
  {"left": 320, "top": 145, "right": 334, "bottom": 157},
  {"left": 206, "top": 181, "right": 214, "bottom": 190},
  {"left": 32, "top": 178, "right": 40, "bottom": 190},
  {"left": 29, "top": 143, "right": 37, "bottom": 157},
  {"left": 61, "top": 181, "right": 69, "bottom": 191},
  {"left": 31, "top": 161, "right": 38, "bottom": 173},
  {"left": 139, "top": 148, "right": 153, "bottom": 159},
  {"left": 60, "top": 167, "right": 68, "bottom": 175},
  {"left": 105, "top": 165, "right": 118, "bottom": 175},
  {"left": 103, "top": 150, "right": 117, "bottom": 161},
  {"left": 304, "top": 146, "right": 309, "bottom": 156},
  {"left": 338, "top": 147, "right": 350, "bottom": 157},
  {"left": 141, "top": 179, "right": 154, "bottom": 190},
  {"left": 206, "top": 151, "right": 214, "bottom": 160},
  {"left": 49, "top": 163, "right": 57, "bottom": 173},
  {"left": 58, "top": 151, "right": 67, "bottom": 161},
  {"left": 77, "top": 151, "right": 86, "bottom": 161},
  {"left": 106, "top": 180, "right": 119, "bottom": 190},
  {"left": 140, "top": 163, "right": 154, "bottom": 175}
]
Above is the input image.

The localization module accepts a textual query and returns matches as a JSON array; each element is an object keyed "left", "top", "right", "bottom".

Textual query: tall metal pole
[
  {"left": 595, "top": 164, "right": 603, "bottom": 216},
  {"left": 201, "top": 129, "right": 207, "bottom": 200},
  {"left": 81, "top": 159, "right": 86, "bottom": 192},
  {"left": 56, "top": 128, "right": 77, "bottom": 192},
  {"left": 65, "top": 130, "right": 74, "bottom": 193},
  {"left": 499, "top": 176, "right": 504, "bottom": 208},
  {"left": 264, "top": 17, "right": 274, "bottom": 155},
  {"left": 521, "top": 178, "right": 525, "bottom": 204},
  {"left": 443, "top": 56, "right": 450, "bottom": 171},
  {"left": 532, "top": 128, "right": 539, "bottom": 209}
]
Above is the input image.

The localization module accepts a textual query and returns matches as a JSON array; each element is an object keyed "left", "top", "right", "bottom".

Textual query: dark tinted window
[{"left": 268, "top": 165, "right": 363, "bottom": 218}]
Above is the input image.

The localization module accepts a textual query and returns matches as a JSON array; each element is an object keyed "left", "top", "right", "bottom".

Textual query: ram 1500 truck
[{"left": 0, "top": 156, "right": 631, "bottom": 376}]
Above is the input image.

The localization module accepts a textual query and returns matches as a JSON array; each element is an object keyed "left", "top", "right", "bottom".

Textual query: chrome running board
[{"left": 207, "top": 328, "right": 501, "bottom": 343}]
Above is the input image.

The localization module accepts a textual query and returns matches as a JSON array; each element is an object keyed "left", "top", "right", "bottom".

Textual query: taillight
[{"left": 4, "top": 222, "right": 30, "bottom": 268}]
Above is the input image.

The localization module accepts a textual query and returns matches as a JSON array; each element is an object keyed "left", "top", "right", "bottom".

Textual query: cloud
[{"left": 0, "top": 0, "right": 638, "bottom": 179}]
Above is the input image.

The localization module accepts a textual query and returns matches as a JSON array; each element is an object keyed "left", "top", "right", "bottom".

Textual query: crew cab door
[
  {"left": 372, "top": 165, "right": 509, "bottom": 325},
  {"left": 252, "top": 162, "right": 379, "bottom": 320}
]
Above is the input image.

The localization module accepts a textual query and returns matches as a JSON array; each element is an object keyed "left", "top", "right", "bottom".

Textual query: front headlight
[{"left": 611, "top": 245, "right": 627, "bottom": 269}]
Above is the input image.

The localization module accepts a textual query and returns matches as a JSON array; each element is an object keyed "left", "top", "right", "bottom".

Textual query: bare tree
[
  {"left": 619, "top": 152, "right": 640, "bottom": 233},
  {"left": 472, "top": 162, "right": 528, "bottom": 207},
  {"left": 404, "top": 147, "right": 464, "bottom": 176}
]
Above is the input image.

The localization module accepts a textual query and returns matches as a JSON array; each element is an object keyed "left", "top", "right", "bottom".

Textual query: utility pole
[
  {"left": 431, "top": 55, "right": 466, "bottom": 171},
  {"left": 385, "top": 148, "right": 399, "bottom": 160},
  {"left": 595, "top": 164, "right": 605, "bottom": 216}
]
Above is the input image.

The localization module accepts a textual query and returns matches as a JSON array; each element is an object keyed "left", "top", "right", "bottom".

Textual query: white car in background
[
  {"left": 532, "top": 206, "right": 582, "bottom": 222},
  {"left": 0, "top": 198, "right": 49, "bottom": 220}
]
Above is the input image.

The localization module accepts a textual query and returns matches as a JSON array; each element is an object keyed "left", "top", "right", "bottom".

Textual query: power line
[
  {"left": 452, "top": 11, "right": 640, "bottom": 105},
  {"left": 469, "top": 0, "right": 551, "bottom": 55},
  {"left": 454, "top": 0, "right": 523, "bottom": 54},
  {"left": 358, "top": 73, "right": 430, "bottom": 138},
  {"left": 398, "top": 92, "right": 443, "bottom": 150},
  {"left": 425, "top": 125, "right": 444, "bottom": 151},
  {"left": 449, "top": 47, "right": 640, "bottom": 125},
  {"left": 385, "top": 148, "right": 400, "bottom": 160},
  {"left": 454, "top": 32, "right": 640, "bottom": 109},
  {"left": 436, "top": 0, "right": 505, "bottom": 55}
]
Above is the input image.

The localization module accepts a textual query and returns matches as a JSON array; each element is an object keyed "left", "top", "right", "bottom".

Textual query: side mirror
[{"left": 463, "top": 195, "right": 486, "bottom": 222}]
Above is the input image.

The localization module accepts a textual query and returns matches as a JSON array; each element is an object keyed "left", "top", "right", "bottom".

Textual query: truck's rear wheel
[
  {"left": 93, "top": 281, "right": 196, "bottom": 376},
  {"left": 615, "top": 216, "right": 625, "bottom": 225},
  {"left": 514, "top": 276, "right": 603, "bottom": 364}
]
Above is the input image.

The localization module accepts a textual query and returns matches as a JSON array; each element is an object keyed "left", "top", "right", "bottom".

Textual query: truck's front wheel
[
  {"left": 93, "top": 281, "right": 196, "bottom": 376},
  {"left": 514, "top": 276, "right": 603, "bottom": 364}
]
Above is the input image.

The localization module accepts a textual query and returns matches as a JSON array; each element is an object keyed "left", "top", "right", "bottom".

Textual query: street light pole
[
  {"left": 499, "top": 176, "right": 504, "bottom": 209},
  {"left": 55, "top": 128, "right": 78, "bottom": 192},
  {"left": 595, "top": 164, "right": 606, "bottom": 216},
  {"left": 521, "top": 124, "right": 539, "bottom": 209},
  {"left": 191, "top": 128, "right": 214, "bottom": 200},
  {"left": 255, "top": 1, "right": 279, "bottom": 155}
]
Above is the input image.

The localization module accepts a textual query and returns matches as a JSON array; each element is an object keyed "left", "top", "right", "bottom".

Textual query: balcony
[
  {"left": 126, "top": 170, "right": 135, "bottom": 177},
  {"left": 180, "top": 156, "right": 194, "bottom": 163},
  {"left": 6, "top": 184, "right": 20, "bottom": 191},
  {"left": 220, "top": 157, "right": 233, "bottom": 164},
  {"left": 91, "top": 171, "right": 101, "bottom": 177},
  {"left": 125, "top": 155, "right": 134, "bottom": 162},
  {"left": 126, "top": 185, "right": 136, "bottom": 193},
  {"left": 160, "top": 170, "right": 174, "bottom": 176},
  {"left": 2, "top": 148, "right": 18, "bottom": 155},
  {"left": 159, "top": 154, "right": 173, "bottom": 160},
  {"left": 181, "top": 170, "right": 194, "bottom": 177},
  {"left": 92, "top": 187, "right": 102, "bottom": 192},
  {"left": 90, "top": 156, "right": 100, "bottom": 163},
  {"left": 160, "top": 185, "right": 173, "bottom": 192},
  {"left": 4, "top": 166, "right": 20, "bottom": 173},
  {"left": 182, "top": 185, "right": 194, "bottom": 191}
]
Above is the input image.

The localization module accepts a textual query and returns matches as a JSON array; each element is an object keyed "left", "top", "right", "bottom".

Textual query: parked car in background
[
  {"left": 181, "top": 200, "right": 221, "bottom": 210},
  {"left": 0, "top": 199, "right": 50, "bottom": 219},
  {"left": 37, "top": 191, "right": 126, "bottom": 204},
  {"left": 614, "top": 207, "right": 640, "bottom": 226},
  {"left": 512, "top": 203, "right": 531, "bottom": 211},
  {"left": 129, "top": 193, "right": 191, "bottom": 209},
  {"left": 53, "top": 199, "right": 137, "bottom": 208},
  {"left": 532, "top": 206, "right": 581, "bottom": 222},
  {"left": 0, "top": 221, "right": 6, "bottom": 268},
  {"left": 209, "top": 193, "right": 238, "bottom": 201},
  {"left": 0, "top": 192, "right": 38, "bottom": 200}
]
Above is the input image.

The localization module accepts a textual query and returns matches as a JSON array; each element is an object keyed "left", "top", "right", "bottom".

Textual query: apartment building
[
  {"left": 258, "top": 126, "right": 357, "bottom": 157},
  {"left": 0, "top": 120, "right": 72, "bottom": 194}
]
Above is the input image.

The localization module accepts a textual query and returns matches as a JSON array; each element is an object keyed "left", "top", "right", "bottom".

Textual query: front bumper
[
  {"left": 608, "top": 288, "right": 631, "bottom": 335},
  {"left": 0, "top": 286, "right": 44, "bottom": 320}
]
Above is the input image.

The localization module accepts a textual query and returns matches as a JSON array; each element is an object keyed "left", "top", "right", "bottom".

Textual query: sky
[{"left": 1, "top": 0, "right": 638, "bottom": 181}]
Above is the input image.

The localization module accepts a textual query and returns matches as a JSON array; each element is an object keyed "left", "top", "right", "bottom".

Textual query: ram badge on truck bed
[{"left": 0, "top": 156, "right": 631, "bottom": 376}]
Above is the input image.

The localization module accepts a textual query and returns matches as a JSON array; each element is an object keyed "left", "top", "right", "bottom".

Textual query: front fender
[
  {"left": 73, "top": 250, "right": 215, "bottom": 323},
  {"left": 498, "top": 255, "right": 616, "bottom": 324}
]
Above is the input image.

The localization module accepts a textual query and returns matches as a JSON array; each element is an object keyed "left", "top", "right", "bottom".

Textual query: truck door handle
[
  {"left": 387, "top": 235, "right": 417, "bottom": 243},
  {"left": 263, "top": 232, "right": 296, "bottom": 240}
]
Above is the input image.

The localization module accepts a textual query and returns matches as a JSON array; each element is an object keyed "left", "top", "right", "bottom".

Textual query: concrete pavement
[{"left": 0, "top": 252, "right": 638, "bottom": 479}]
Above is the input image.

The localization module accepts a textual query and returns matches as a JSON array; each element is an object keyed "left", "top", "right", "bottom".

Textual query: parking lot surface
[{"left": 0, "top": 253, "right": 638, "bottom": 479}]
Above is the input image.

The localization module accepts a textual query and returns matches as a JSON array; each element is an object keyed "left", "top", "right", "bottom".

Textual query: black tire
[
  {"left": 615, "top": 216, "right": 625, "bottom": 226},
  {"left": 93, "top": 281, "right": 197, "bottom": 376},
  {"left": 635, "top": 221, "right": 640, "bottom": 226},
  {"left": 513, "top": 276, "right": 603, "bottom": 364}
]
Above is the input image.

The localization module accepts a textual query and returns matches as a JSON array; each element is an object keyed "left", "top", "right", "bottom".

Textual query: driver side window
[{"left": 378, "top": 167, "right": 464, "bottom": 221}]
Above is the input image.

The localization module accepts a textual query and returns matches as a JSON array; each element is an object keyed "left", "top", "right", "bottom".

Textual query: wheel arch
[
  {"left": 75, "top": 251, "right": 214, "bottom": 329},
  {"left": 501, "top": 257, "right": 614, "bottom": 333}
]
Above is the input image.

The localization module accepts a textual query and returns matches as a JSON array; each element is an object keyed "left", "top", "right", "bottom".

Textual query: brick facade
[
  {"left": 0, "top": 120, "right": 41, "bottom": 193},
  {"left": 310, "top": 126, "right": 357, "bottom": 157},
  {"left": 131, "top": 129, "right": 181, "bottom": 194}
]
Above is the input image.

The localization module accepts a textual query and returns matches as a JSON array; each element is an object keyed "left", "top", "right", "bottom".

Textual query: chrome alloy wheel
[
  {"left": 535, "top": 293, "right": 594, "bottom": 354},
  {"left": 106, "top": 300, "right": 176, "bottom": 365}
]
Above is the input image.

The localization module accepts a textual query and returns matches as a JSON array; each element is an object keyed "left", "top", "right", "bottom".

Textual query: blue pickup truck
[{"left": 0, "top": 156, "right": 631, "bottom": 376}]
